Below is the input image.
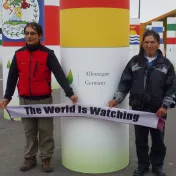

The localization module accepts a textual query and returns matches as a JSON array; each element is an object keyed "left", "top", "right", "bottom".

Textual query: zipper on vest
[
  {"left": 29, "top": 52, "right": 32, "bottom": 96},
  {"left": 33, "top": 61, "right": 38, "bottom": 78},
  {"left": 45, "top": 78, "right": 51, "bottom": 87}
]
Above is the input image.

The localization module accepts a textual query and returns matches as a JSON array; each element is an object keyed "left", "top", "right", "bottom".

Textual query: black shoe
[
  {"left": 152, "top": 168, "right": 167, "bottom": 176},
  {"left": 133, "top": 167, "right": 149, "bottom": 176}
]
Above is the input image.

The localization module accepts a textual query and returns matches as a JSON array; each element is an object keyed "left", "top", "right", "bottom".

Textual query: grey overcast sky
[{"left": 130, "top": 0, "right": 176, "bottom": 22}]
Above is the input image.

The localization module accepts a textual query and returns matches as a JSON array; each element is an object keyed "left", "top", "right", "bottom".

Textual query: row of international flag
[
  {"left": 0, "top": 1, "right": 175, "bottom": 47},
  {"left": 146, "top": 17, "right": 176, "bottom": 45}
]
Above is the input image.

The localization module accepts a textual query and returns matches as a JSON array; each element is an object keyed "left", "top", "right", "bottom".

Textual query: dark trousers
[{"left": 134, "top": 125, "right": 166, "bottom": 169}]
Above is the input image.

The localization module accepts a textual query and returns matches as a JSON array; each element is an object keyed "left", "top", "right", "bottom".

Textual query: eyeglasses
[{"left": 24, "top": 32, "right": 38, "bottom": 36}]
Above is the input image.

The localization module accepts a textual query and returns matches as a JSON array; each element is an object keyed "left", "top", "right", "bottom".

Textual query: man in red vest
[{"left": 0, "top": 22, "right": 78, "bottom": 172}]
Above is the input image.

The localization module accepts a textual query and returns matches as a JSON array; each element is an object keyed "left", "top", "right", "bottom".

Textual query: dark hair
[
  {"left": 142, "top": 29, "right": 160, "bottom": 44},
  {"left": 139, "top": 29, "right": 160, "bottom": 54},
  {"left": 24, "top": 22, "right": 43, "bottom": 36}
]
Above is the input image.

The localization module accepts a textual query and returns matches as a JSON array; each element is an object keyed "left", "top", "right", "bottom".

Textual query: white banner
[{"left": 6, "top": 104, "right": 164, "bottom": 131}]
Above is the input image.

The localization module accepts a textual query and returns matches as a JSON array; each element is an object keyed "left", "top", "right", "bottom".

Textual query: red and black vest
[{"left": 16, "top": 49, "right": 52, "bottom": 97}]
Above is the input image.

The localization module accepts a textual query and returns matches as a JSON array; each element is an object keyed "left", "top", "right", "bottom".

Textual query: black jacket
[{"left": 113, "top": 49, "right": 176, "bottom": 112}]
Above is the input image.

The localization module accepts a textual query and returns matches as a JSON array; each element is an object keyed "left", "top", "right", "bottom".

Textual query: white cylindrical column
[{"left": 60, "top": 0, "right": 130, "bottom": 173}]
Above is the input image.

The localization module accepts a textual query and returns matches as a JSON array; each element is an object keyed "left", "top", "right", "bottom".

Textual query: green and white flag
[
  {"left": 167, "top": 17, "right": 176, "bottom": 44},
  {"left": 166, "top": 17, "right": 176, "bottom": 70}
]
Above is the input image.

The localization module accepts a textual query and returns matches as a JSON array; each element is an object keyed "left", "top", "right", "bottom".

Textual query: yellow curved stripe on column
[{"left": 60, "top": 8, "right": 129, "bottom": 47}]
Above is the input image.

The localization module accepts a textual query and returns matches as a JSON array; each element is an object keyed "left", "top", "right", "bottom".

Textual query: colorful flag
[{"left": 1, "top": 0, "right": 44, "bottom": 46}]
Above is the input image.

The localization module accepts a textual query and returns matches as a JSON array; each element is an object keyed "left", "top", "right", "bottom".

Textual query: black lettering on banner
[
  {"left": 90, "top": 107, "right": 101, "bottom": 115},
  {"left": 133, "top": 114, "right": 139, "bottom": 122},
  {"left": 61, "top": 106, "right": 66, "bottom": 112},
  {"left": 78, "top": 106, "right": 87, "bottom": 113},
  {"left": 24, "top": 107, "right": 42, "bottom": 115},
  {"left": 100, "top": 109, "right": 106, "bottom": 116},
  {"left": 36, "top": 108, "right": 42, "bottom": 114},
  {"left": 43, "top": 105, "right": 76, "bottom": 114},
  {"left": 55, "top": 107, "right": 60, "bottom": 113},
  {"left": 44, "top": 106, "right": 54, "bottom": 113},
  {"left": 65, "top": 106, "right": 69, "bottom": 113},
  {"left": 126, "top": 113, "right": 133, "bottom": 120},
  {"left": 24, "top": 107, "right": 30, "bottom": 115},
  {"left": 78, "top": 105, "right": 82, "bottom": 113},
  {"left": 70, "top": 105, "right": 75, "bottom": 113},
  {"left": 40, "top": 105, "right": 140, "bottom": 123},
  {"left": 116, "top": 110, "right": 123, "bottom": 119},
  {"left": 82, "top": 107, "right": 87, "bottom": 114},
  {"left": 123, "top": 111, "right": 127, "bottom": 119},
  {"left": 110, "top": 111, "right": 116, "bottom": 118},
  {"left": 89, "top": 107, "right": 140, "bottom": 123},
  {"left": 106, "top": 109, "right": 111, "bottom": 117}
]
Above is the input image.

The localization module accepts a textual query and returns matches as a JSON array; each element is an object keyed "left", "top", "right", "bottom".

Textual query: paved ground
[{"left": 0, "top": 65, "right": 176, "bottom": 176}]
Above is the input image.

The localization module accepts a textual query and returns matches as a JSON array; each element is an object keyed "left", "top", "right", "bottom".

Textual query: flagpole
[{"left": 138, "top": 0, "right": 141, "bottom": 19}]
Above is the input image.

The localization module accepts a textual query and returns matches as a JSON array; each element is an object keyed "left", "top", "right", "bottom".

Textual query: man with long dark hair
[{"left": 108, "top": 30, "right": 176, "bottom": 176}]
